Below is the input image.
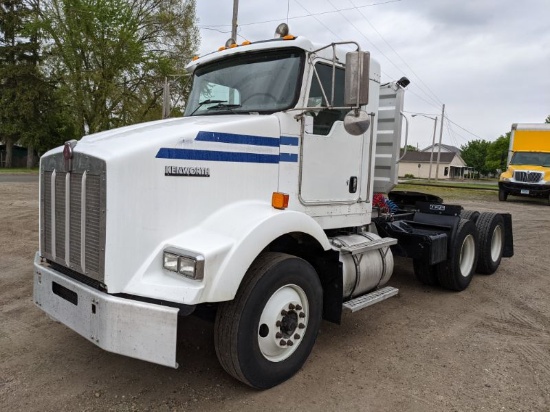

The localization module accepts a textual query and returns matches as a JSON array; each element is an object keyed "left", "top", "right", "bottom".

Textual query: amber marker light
[
  {"left": 272, "top": 192, "right": 289, "bottom": 209},
  {"left": 192, "top": 56, "right": 199, "bottom": 61},
  {"left": 282, "top": 35, "right": 296, "bottom": 40},
  {"left": 241, "top": 40, "right": 251, "bottom": 46}
]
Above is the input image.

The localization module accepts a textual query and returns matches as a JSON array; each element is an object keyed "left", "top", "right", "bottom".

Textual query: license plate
[{"left": 521, "top": 189, "right": 529, "bottom": 194}]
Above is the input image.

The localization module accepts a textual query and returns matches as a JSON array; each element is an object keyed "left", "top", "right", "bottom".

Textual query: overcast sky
[{"left": 195, "top": 0, "right": 550, "bottom": 150}]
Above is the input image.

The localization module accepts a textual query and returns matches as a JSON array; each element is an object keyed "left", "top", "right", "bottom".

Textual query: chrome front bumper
[{"left": 33, "top": 253, "right": 179, "bottom": 368}]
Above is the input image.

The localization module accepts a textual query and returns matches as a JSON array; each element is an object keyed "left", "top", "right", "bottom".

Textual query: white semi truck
[{"left": 33, "top": 25, "right": 514, "bottom": 389}]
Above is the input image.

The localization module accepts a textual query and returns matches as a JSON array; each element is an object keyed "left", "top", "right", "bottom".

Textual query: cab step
[
  {"left": 342, "top": 286, "right": 399, "bottom": 313},
  {"left": 340, "top": 237, "right": 397, "bottom": 255}
]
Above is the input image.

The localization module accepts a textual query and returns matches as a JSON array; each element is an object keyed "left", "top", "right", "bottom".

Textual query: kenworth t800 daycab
[{"left": 33, "top": 25, "right": 513, "bottom": 389}]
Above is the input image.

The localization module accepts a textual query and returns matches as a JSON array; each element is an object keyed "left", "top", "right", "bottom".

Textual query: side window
[{"left": 308, "top": 63, "right": 347, "bottom": 135}]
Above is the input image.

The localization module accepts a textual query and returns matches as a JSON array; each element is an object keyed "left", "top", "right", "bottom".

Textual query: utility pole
[
  {"left": 162, "top": 77, "right": 170, "bottom": 119},
  {"left": 231, "top": 0, "right": 239, "bottom": 41},
  {"left": 434, "top": 104, "right": 445, "bottom": 181},
  {"left": 428, "top": 117, "right": 438, "bottom": 181},
  {"left": 412, "top": 113, "right": 438, "bottom": 181}
]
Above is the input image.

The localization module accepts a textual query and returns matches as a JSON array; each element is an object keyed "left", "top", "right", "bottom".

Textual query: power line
[
  {"left": 293, "top": 0, "right": 351, "bottom": 48},
  {"left": 198, "top": 0, "right": 403, "bottom": 28},
  {"left": 324, "top": 0, "right": 446, "bottom": 110},
  {"left": 347, "top": 0, "right": 444, "bottom": 108},
  {"left": 446, "top": 122, "right": 471, "bottom": 145},
  {"left": 321, "top": 0, "right": 404, "bottom": 80},
  {"left": 445, "top": 115, "right": 486, "bottom": 140},
  {"left": 199, "top": 1, "right": 485, "bottom": 147},
  {"left": 406, "top": 87, "right": 444, "bottom": 111}
]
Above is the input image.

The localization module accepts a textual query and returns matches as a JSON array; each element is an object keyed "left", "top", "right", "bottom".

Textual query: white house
[
  {"left": 420, "top": 143, "right": 461, "bottom": 154},
  {"left": 398, "top": 150, "right": 470, "bottom": 179}
]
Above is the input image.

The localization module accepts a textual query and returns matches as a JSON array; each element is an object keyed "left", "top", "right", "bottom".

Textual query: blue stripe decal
[
  {"left": 156, "top": 148, "right": 280, "bottom": 164},
  {"left": 280, "top": 136, "right": 299, "bottom": 146},
  {"left": 280, "top": 153, "right": 298, "bottom": 162},
  {"left": 196, "top": 131, "right": 280, "bottom": 147}
]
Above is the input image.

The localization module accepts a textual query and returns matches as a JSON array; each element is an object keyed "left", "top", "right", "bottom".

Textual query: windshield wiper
[
  {"left": 189, "top": 99, "right": 227, "bottom": 116},
  {"left": 207, "top": 103, "right": 242, "bottom": 111}
]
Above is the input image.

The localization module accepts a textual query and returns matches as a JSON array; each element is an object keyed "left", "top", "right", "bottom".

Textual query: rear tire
[
  {"left": 498, "top": 188, "right": 508, "bottom": 201},
  {"left": 475, "top": 212, "right": 505, "bottom": 274},
  {"left": 461, "top": 209, "right": 480, "bottom": 223},
  {"left": 436, "top": 219, "right": 478, "bottom": 291},
  {"left": 214, "top": 252, "right": 323, "bottom": 389}
]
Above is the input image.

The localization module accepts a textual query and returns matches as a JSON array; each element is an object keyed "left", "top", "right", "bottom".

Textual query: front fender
[
  {"left": 124, "top": 201, "right": 331, "bottom": 305},
  {"left": 197, "top": 201, "right": 331, "bottom": 302}
]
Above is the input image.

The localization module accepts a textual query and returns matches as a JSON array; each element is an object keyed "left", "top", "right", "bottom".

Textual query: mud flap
[{"left": 501, "top": 213, "right": 514, "bottom": 258}]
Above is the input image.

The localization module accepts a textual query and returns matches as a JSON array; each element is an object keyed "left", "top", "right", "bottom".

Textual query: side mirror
[
  {"left": 344, "top": 51, "right": 370, "bottom": 107},
  {"left": 344, "top": 110, "right": 370, "bottom": 135}
]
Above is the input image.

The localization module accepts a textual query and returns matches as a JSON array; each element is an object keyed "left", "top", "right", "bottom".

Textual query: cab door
[{"left": 300, "top": 63, "right": 364, "bottom": 203}]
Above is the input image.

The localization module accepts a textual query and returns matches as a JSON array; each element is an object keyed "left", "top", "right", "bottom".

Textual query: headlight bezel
[{"left": 163, "top": 247, "right": 205, "bottom": 281}]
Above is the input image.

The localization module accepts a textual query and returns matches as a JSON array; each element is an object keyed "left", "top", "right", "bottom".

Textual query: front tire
[
  {"left": 214, "top": 252, "right": 323, "bottom": 389},
  {"left": 498, "top": 188, "right": 508, "bottom": 201}
]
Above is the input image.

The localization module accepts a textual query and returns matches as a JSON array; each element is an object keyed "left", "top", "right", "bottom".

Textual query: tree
[
  {"left": 402, "top": 144, "right": 418, "bottom": 152},
  {"left": 38, "top": 0, "right": 199, "bottom": 136},
  {"left": 460, "top": 139, "right": 492, "bottom": 177},
  {"left": 0, "top": 0, "right": 45, "bottom": 167},
  {"left": 486, "top": 132, "right": 510, "bottom": 173}
]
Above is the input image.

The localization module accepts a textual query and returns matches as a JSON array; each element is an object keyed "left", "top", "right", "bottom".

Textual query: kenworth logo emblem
[
  {"left": 165, "top": 166, "right": 210, "bottom": 177},
  {"left": 430, "top": 204, "right": 445, "bottom": 211}
]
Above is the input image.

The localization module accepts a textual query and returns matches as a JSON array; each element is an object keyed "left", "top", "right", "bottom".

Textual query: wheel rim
[
  {"left": 258, "top": 284, "right": 309, "bottom": 362},
  {"left": 490, "top": 225, "right": 503, "bottom": 262},
  {"left": 459, "top": 234, "right": 476, "bottom": 277}
]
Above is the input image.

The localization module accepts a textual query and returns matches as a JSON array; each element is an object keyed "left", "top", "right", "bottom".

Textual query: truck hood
[
  {"left": 39, "top": 113, "right": 285, "bottom": 296},
  {"left": 507, "top": 165, "right": 550, "bottom": 172},
  {"left": 63, "top": 115, "right": 282, "bottom": 161}
]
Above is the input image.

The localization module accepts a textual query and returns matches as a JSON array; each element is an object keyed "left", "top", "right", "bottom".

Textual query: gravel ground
[{"left": 1, "top": 181, "right": 549, "bottom": 412}]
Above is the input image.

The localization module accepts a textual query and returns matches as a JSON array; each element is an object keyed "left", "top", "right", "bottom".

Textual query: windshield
[
  {"left": 510, "top": 152, "right": 550, "bottom": 167},
  {"left": 184, "top": 49, "right": 304, "bottom": 116}
]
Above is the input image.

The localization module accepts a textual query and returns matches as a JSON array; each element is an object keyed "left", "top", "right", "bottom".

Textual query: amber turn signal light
[{"left": 272, "top": 192, "right": 289, "bottom": 209}]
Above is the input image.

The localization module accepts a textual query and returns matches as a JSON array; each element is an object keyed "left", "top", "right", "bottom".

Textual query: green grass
[
  {"left": 399, "top": 179, "right": 498, "bottom": 191},
  {"left": 0, "top": 167, "right": 39, "bottom": 174},
  {"left": 394, "top": 183, "right": 497, "bottom": 202}
]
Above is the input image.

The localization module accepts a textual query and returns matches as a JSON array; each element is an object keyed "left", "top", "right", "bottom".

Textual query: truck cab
[{"left": 499, "top": 123, "right": 550, "bottom": 203}]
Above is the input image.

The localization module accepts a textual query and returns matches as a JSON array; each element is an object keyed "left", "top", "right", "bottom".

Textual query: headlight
[
  {"left": 163, "top": 248, "right": 205, "bottom": 280},
  {"left": 163, "top": 252, "right": 179, "bottom": 272}
]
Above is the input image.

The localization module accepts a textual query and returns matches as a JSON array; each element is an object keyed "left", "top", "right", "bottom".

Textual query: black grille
[{"left": 514, "top": 171, "right": 543, "bottom": 183}]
